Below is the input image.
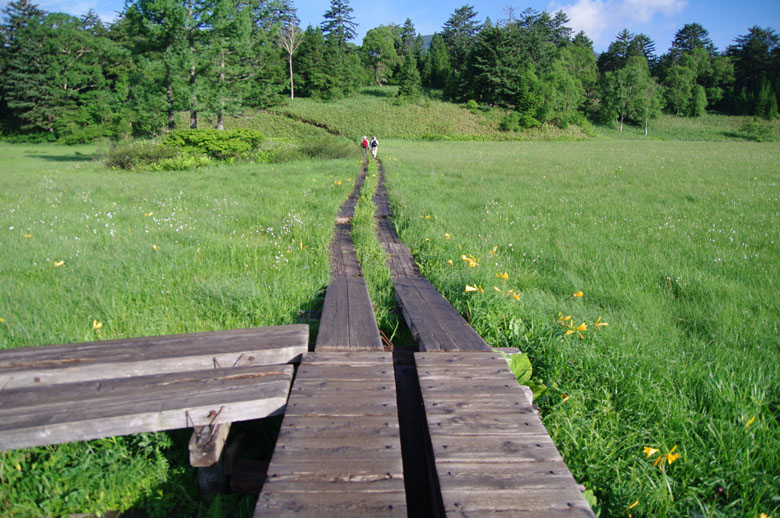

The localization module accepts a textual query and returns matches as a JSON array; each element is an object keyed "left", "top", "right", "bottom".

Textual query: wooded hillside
[{"left": 0, "top": 0, "right": 778, "bottom": 142}]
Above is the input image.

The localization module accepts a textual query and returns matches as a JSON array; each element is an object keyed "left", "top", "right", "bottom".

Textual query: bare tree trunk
[
  {"left": 619, "top": 115, "right": 624, "bottom": 132},
  {"left": 217, "top": 56, "right": 225, "bottom": 130},
  {"left": 644, "top": 117, "right": 648, "bottom": 136},
  {"left": 167, "top": 81, "right": 175, "bottom": 131},
  {"left": 188, "top": 0, "right": 197, "bottom": 129},
  {"left": 289, "top": 54, "right": 294, "bottom": 100}
]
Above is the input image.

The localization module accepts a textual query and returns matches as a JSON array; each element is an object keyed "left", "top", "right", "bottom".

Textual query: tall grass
[
  {"left": 596, "top": 112, "right": 780, "bottom": 141},
  {"left": 380, "top": 139, "right": 780, "bottom": 517},
  {"left": 0, "top": 142, "right": 359, "bottom": 516}
]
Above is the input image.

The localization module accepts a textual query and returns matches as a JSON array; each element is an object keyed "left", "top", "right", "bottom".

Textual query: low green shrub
[
  {"left": 739, "top": 118, "right": 777, "bottom": 142},
  {"left": 162, "top": 129, "right": 265, "bottom": 159},
  {"left": 151, "top": 155, "right": 212, "bottom": 171},
  {"left": 102, "top": 141, "right": 178, "bottom": 169}
]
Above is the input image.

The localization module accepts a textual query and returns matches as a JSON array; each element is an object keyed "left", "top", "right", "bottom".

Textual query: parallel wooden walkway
[
  {"left": 417, "top": 352, "right": 594, "bottom": 516},
  {"left": 316, "top": 165, "right": 383, "bottom": 352},
  {"left": 255, "top": 353, "right": 405, "bottom": 516},
  {"left": 374, "top": 170, "right": 492, "bottom": 352}
]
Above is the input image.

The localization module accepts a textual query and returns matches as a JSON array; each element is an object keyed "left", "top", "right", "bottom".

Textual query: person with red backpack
[{"left": 361, "top": 135, "right": 369, "bottom": 159}]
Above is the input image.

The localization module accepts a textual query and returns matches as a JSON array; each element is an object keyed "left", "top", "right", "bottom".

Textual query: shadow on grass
[{"left": 28, "top": 153, "right": 96, "bottom": 162}]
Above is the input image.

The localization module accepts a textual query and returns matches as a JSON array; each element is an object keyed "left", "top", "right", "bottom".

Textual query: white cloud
[{"left": 550, "top": 0, "right": 687, "bottom": 48}]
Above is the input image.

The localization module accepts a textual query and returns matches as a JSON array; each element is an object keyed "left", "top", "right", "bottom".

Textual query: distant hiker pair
[{"left": 361, "top": 136, "right": 378, "bottom": 159}]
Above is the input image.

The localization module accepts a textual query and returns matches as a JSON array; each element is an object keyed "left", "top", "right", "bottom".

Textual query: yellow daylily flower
[
  {"left": 512, "top": 293, "right": 520, "bottom": 300},
  {"left": 594, "top": 316, "right": 609, "bottom": 329},
  {"left": 496, "top": 272, "right": 509, "bottom": 279},
  {"left": 425, "top": 214, "right": 431, "bottom": 219},
  {"left": 490, "top": 246, "right": 498, "bottom": 255},
  {"left": 627, "top": 500, "right": 639, "bottom": 510},
  {"left": 0, "top": 316, "right": 4, "bottom": 323},
  {"left": 666, "top": 445, "right": 680, "bottom": 464},
  {"left": 92, "top": 320, "right": 103, "bottom": 330},
  {"left": 153, "top": 244, "right": 158, "bottom": 251},
  {"left": 24, "top": 233, "right": 32, "bottom": 238},
  {"left": 557, "top": 313, "right": 572, "bottom": 322},
  {"left": 445, "top": 233, "right": 451, "bottom": 239},
  {"left": 447, "top": 259, "right": 454, "bottom": 268},
  {"left": 493, "top": 286, "right": 502, "bottom": 293},
  {"left": 561, "top": 394, "right": 570, "bottom": 403},
  {"left": 565, "top": 329, "right": 574, "bottom": 336},
  {"left": 465, "top": 285, "right": 479, "bottom": 292},
  {"left": 334, "top": 180, "right": 342, "bottom": 185},
  {"left": 573, "top": 291, "right": 583, "bottom": 297},
  {"left": 643, "top": 446, "right": 659, "bottom": 458},
  {"left": 53, "top": 260, "right": 64, "bottom": 267},
  {"left": 576, "top": 322, "right": 588, "bottom": 331}
]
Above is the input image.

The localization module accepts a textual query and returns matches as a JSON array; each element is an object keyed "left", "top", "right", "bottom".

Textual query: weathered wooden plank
[
  {"left": 256, "top": 353, "right": 404, "bottom": 517},
  {"left": 439, "top": 489, "right": 595, "bottom": 516},
  {"left": 416, "top": 352, "right": 595, "bottom": 517},
  {"left": 394, "top": 277, "right": 492, "bottom": 352},
  {"left": 0, "top": 364, "right": 293, "bottom": 451},
  {"left": 256, "top": 490, "right": 407, "bottom": 517},
  {"left": 316, "top": 173, "right": 382, "bottom": 352},
  {"left": 0, "top": 325, "right": 308, "bottom": 389}
]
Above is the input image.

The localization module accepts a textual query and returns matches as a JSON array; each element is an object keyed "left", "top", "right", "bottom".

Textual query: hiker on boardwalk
[
  {"left": 370, "top": 136, "right": 378, "bottom": 159},
  {"left": 361, "top": 135, "right": 369, "bottom": 159}
]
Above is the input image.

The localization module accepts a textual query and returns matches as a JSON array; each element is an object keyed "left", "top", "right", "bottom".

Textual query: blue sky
[{"left": 5, "top": 0, "right": 779, "bottom": 53}]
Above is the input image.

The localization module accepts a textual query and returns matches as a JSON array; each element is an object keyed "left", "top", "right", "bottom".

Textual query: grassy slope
[
  {"left": 270, "top": 86, "right": 589, "bottom": 141},
  {"left": 380, "top": 139, "right": 780, "bottom": 518},
  {"left": 0, "top": 142, "right": 361, "bottom": 516}
]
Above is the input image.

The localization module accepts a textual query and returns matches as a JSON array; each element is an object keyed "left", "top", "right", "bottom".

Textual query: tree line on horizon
[{"left": 0, "top": 0, "right": 778, "bottom": 142}]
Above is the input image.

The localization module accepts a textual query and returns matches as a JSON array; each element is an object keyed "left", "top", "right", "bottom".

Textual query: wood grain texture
[
  {"left": 0, "top": 325, "right": 308, "bottom": 389},
  {"left": 0, "top": 364, "right": 293, "bottom": 451},
  {"left": 415, "top": 352, "right": 595, "bottom": 517},
  {"left": 315, "top": 167, "right": 382, "bottom": 352},
  {"left": 373, "top": 166, "right": 491, "bottom": 353},
  {"left": 256, "top": 353, "right": 404, "bottom": 517}
]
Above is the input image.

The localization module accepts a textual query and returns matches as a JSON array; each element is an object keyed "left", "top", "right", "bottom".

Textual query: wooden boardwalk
[
  {"left": 417, "top": 352, "right": 595, "bottom": 517},
  {"left": 255, "top": 353, "right": 405, "bottom": 516},
  {"left": 3, "top": 158, "right": 594, "bottom": 517},
  {"left": 374, "top": 170, "right": 492, "bottom": 352},
  {"left": 315, "top": 165, "right": 383, "bottom": 352}
]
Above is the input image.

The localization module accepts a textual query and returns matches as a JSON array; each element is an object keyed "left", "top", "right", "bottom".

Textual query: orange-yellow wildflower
[
  {"left": 53, "top": 260, "right": 64, "bottom": 267},
  {"left": 576, "top": 322, "right": 587, "bottom": 331},
  {"left": 496, "top": 272, "right": 509, "bottom": 280},
  {"left": 153, "top": 244, "right": 158, "bottom": 251},
  {"left": 643, "top": 446, "right": 658, "bottom": 458},
  {"left": 573, "top": 291, "right": 583, "bottom": 297},
  {"left": 627, "top": 500, "right": 639, "bottom": 510},
  {"left": 445, "top": 233, "right": 451, "bottom": 239},
  {"left": 465, "top": 285, "right": 479, "bottom": 292},
  {"left": 594, "top": 316, "right": 609, "bottom": 329},
  {"left": 92, "top": 320, "right": 103, "bottom": 331},
  {"left": 447, "top": 259, "right": 454, "bottom": 268}
]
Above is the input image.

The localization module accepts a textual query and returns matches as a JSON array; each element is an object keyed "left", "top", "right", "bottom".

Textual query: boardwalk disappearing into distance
[
  {"left": 0, "top": 158, "right": 594, "bottom": 516},
  {"left": 254, "top": 159, "right": 594, "bottom": 516}
]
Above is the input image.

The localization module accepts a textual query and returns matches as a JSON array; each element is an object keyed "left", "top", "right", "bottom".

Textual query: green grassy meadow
[
  {"left": 380, "top": 139, "right": 780, "bottom": 517},
  {"left": 0, "top": 142, "right": 360, "bottom": 516},
  {"left": 2, "top": 96, "right": 779, "bottom": 517}
]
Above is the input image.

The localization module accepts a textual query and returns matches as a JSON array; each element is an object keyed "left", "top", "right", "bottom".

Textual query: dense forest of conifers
[{"left": 0, "top": 0, "right": 778, "bottom": 142}]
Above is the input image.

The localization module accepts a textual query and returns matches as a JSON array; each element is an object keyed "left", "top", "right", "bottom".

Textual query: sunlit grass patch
[
  {"left": 381, "top": 139, "right": 780, "bottom": 518},
  {"left": 0, "top": 142, "right": 358, "bottom": 515}
]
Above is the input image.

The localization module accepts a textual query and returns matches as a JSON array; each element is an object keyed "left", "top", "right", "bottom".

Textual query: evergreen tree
[
  {"left": 397, "top": 52, "right": 422, "bottom": 101},
  {"left": 459, "top": 25, "right": 521, "bottom": 106},
  {"left": 423, "top": 33, "right": 450, "bottom": 89},
  {"left": 398, "top": 18, "right": 416, "bottom": 57},
  {"left": 670, "top": 23, "right": 716, "bottom": 59},
  {"left": 320, "top": 0, "right": 356, "bottom": 47},
  {"left": 441, "top": 4, "right": 480, "bottom": 75},
  {"left": 727, "top": 26, "right": 780, "bottom": 114}
]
